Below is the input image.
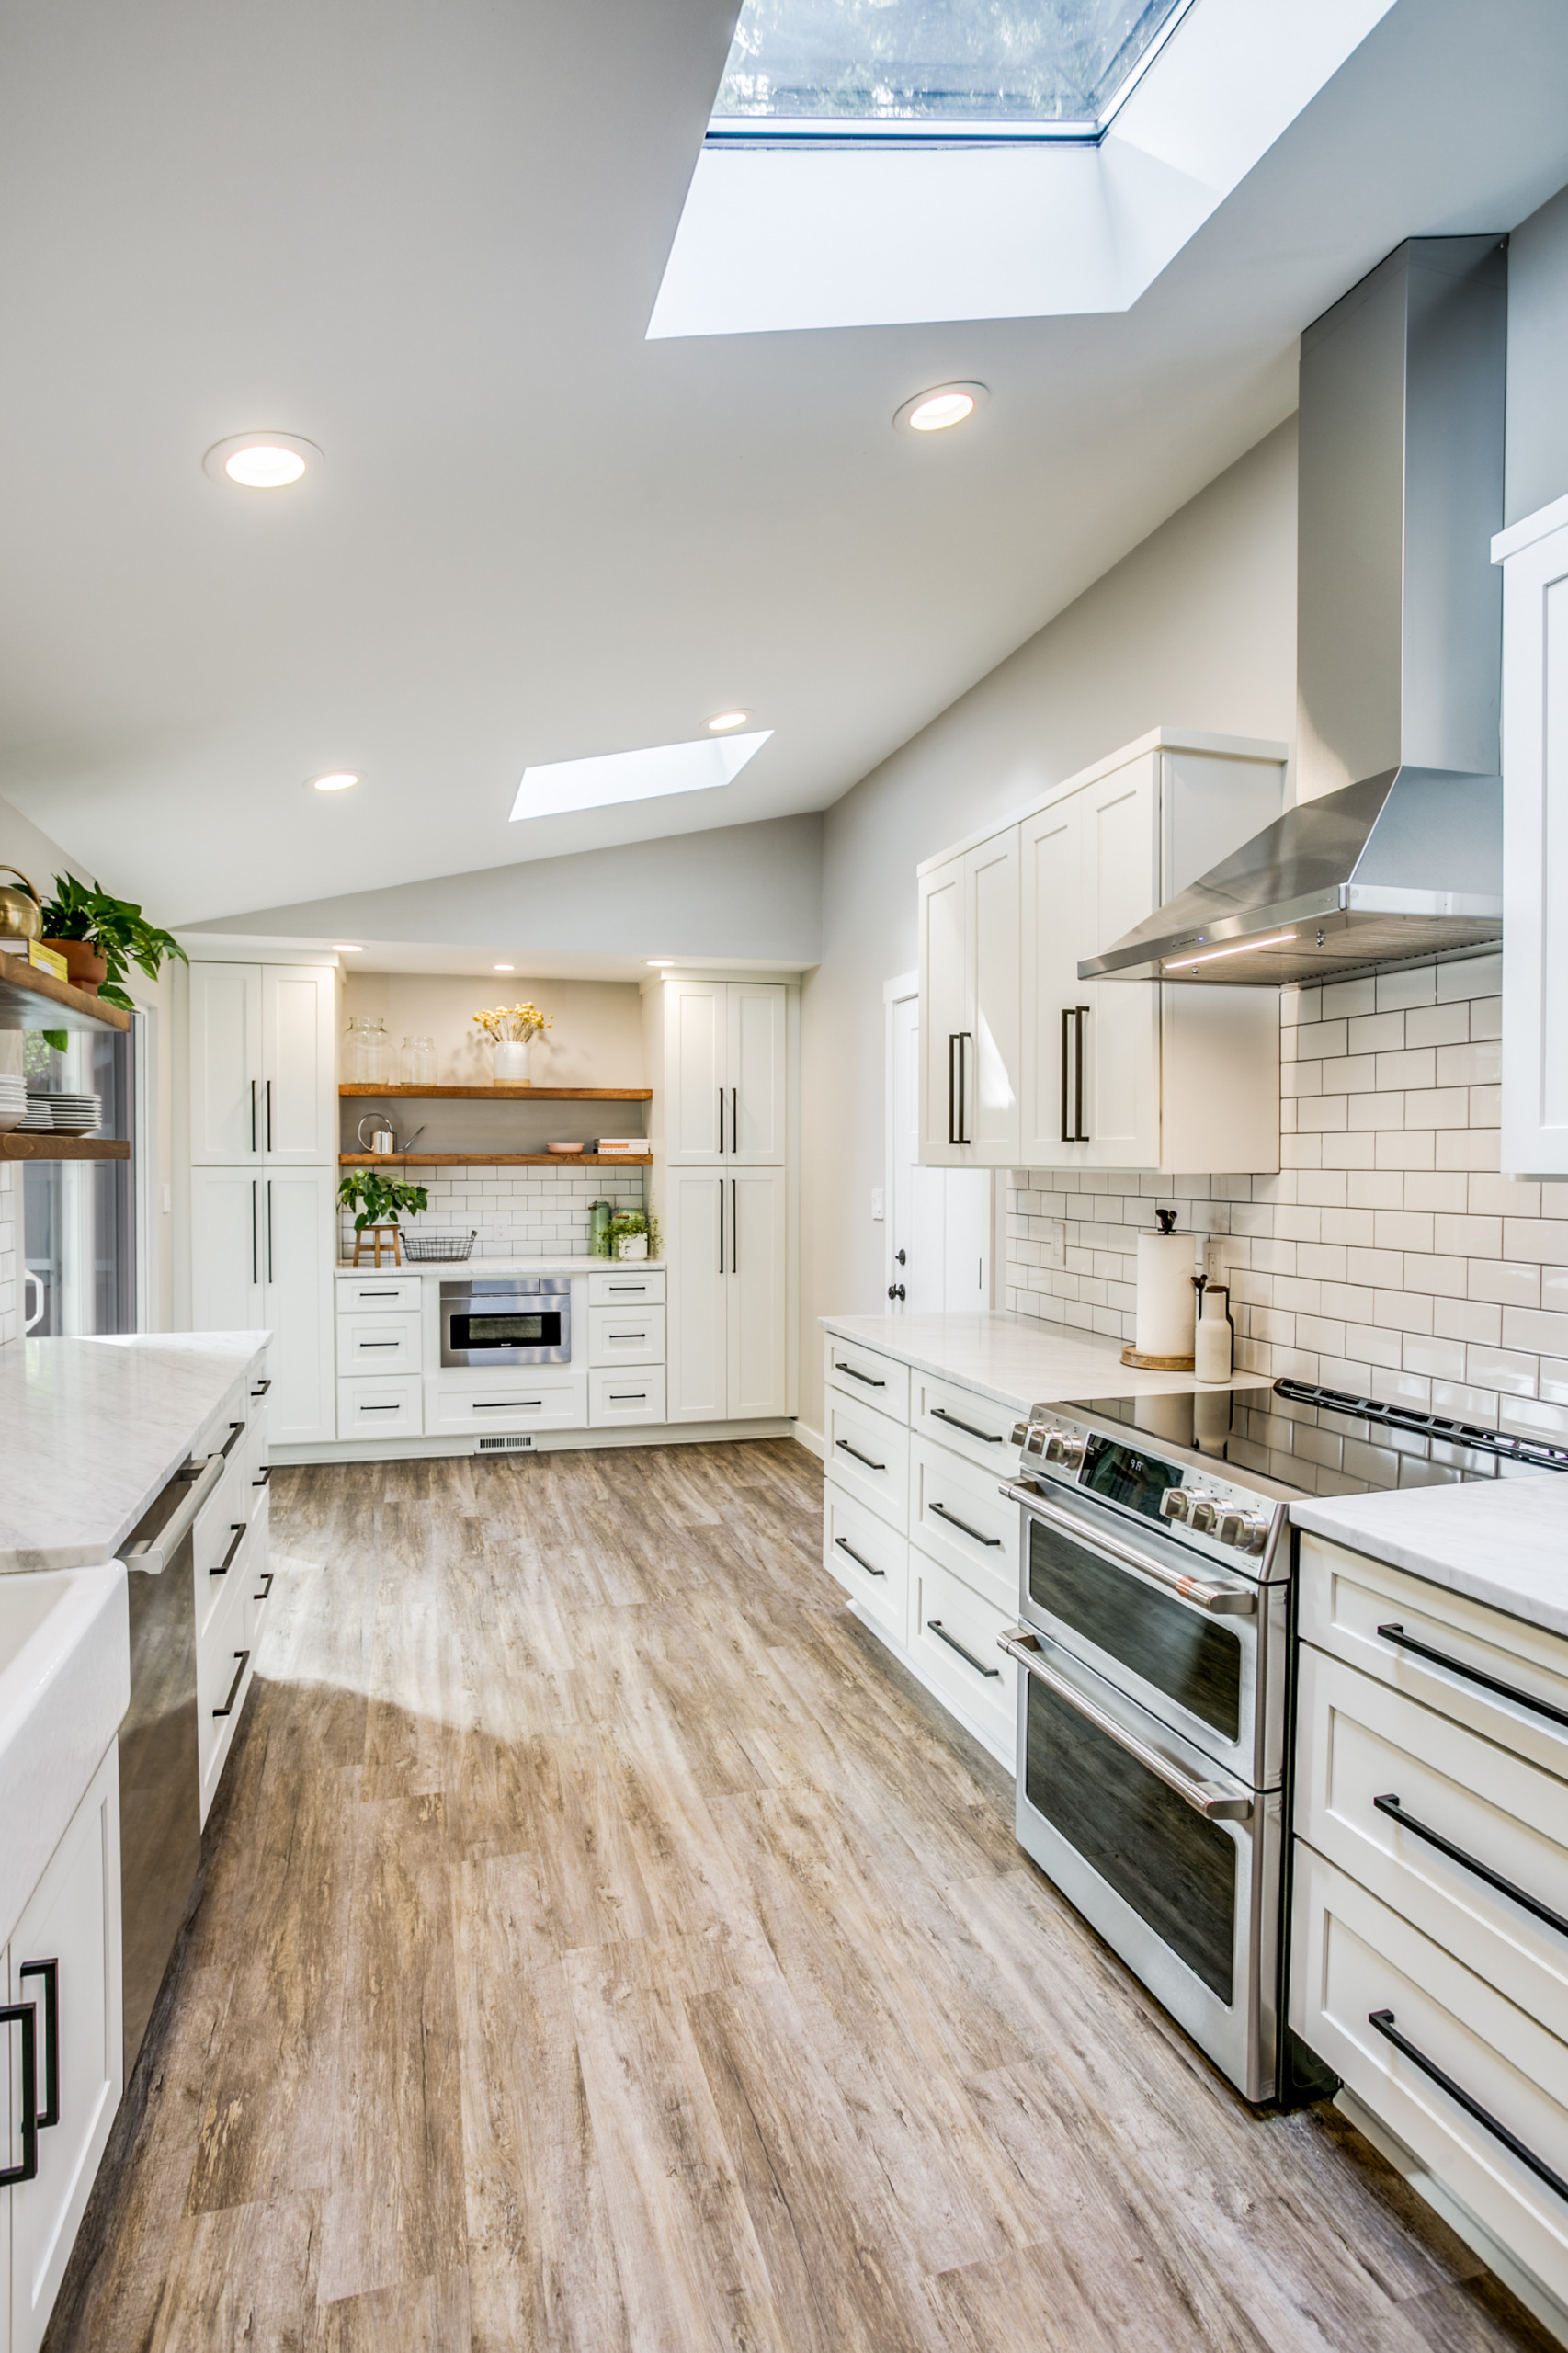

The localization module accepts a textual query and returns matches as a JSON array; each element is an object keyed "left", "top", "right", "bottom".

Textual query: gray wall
[
  {"left": 1506, "top": 180, "right": 1568, "bottom": 525},
  {"left": 187, "top": 812, "right": 824, "bottom": 967},
  {"left": 798, "top": 417, "right": 1301, "bottom": 1437}
]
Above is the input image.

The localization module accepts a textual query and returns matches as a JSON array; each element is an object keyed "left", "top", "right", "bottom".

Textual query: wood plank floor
[{"left": 46, "top": 1440, "right": 1554, "bottom": 2352}]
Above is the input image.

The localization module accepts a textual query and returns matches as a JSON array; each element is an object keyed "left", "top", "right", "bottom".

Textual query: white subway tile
[
  {"left": 1403, "top": 1003, "right": 1470, "bottom": 1050},
  {"left": 1501, "top": 1218, "right": 1568, "bottom": 1264},
  {"left": 1375, "top": 1132, "right": 1437, "bottom": 1170},
  {"left": 1437, "top": 952, "right": 1500, "bottom": 1000},
  {"left": 1348, "top": 1010, "right": 1405, "bottom": 1054},
  {"left": 1401, "top": 1333, "right": 1467, "bottom": 1381},
  {"left": 1293, "top": 1019, "right": 1348, "bottom": 1062},
  {"left": 1464, "top": 1345, "right": 1539, "bottom": 1397},
  {"left": 1296, "top": 1171, "right": 1349, "bottom": 1207},
  {"left": 1400, "top": 1254, "right": 1469, "bottom": 1300},
  {"left": 1373, "top": 1210, "right": 1434, "bottom": 1252},
  {"left": 1402, "top": 1089, "right": 1472, "bottom": 1131},
  {"left": 1345, "top": 1247, "right": 1406, "bottom": 1289},
  {"left": 1348, "top": 1094, "right": 1406, "bottom": 1131},
  {"left": 1468, "top": 995, "right": 1503, "bottom": 1040},
  {"left": 1435, "top": 1038, "right": 1502, "bottom": 1088},
  {"left": 1375, "top": 1048, "right": 1436, "bottom": 1092},
  {"left": 1323, "top": 979, "right": 1378, "bottom": 1018},
  {"left": 1372, "top": 1290, "right": 1433, "bottom": 1335},
  {"left": 1436, "top": 1128, "right": 1500, "bottom": 1171},
  {"left": 1319, "top": 1056, "right": 1378, "bottom": 1094},
  {"left": 1502, "top": 1303, "right": 1568, "bottom": 1357},
  {"left": 1467, "top": 1259, "right": 1540, "bottom": 1309},
  {"left": 1434, "top": 1297, "right": 1502, "bottom": 1346}
]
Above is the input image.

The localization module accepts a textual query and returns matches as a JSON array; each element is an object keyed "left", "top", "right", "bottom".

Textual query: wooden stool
[{"left": 353, "top": 1223, "right": 403, "bottom": 1267}]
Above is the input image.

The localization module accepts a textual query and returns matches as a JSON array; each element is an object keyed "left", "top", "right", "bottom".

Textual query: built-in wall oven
[
  {"left": 1001, "top": 1389, "right": 1298, "bottom": 2103},
  {"left": 440, "top": 1277, "right": 572, "bottom": 1368}
]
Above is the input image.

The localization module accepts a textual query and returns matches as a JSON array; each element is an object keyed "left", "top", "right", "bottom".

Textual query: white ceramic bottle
[{"left": 1194, "top": 1282, "right": 1233, "bottom": 1382}]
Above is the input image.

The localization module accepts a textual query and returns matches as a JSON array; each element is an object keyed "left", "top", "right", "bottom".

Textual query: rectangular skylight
[
  {"left": 710, "top": 0, "right": 1190, "bottom": 139},
  {"left": 509, "top": 732, "right": 771, "bottom": 822}
]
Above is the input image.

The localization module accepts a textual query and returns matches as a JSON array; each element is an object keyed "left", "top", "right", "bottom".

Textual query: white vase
[
  {"left": 493, "top": 1040, "right": 529, "bottom": 1085},
  {"left": 616, "top": 1233, "right": 648, "bottom": 1260}
]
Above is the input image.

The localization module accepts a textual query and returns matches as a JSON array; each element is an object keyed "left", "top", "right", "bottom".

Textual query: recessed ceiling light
[
  {"left": 203, "top": 431, "right": 323, "bottom": 489},
  {"left": 494, "top": 962, "right": 515, "bottom": 972},
  {"left": 511, "top": 732, "right": 771, "bottom": 822},
  {"left": 707, "top": 710, "right": 750, "bottom": 733},
  {"left": 333, "top": 944, "right": 363, "bottom": 953},
  {"left": 308, "top": 772, "right": 358, "bottom": 793},
  {"left": 893, "top": 382, "right": 989, "bottom": 435},
  {"left": 646, "top": 959, "right": 675, "bottom": 968}
]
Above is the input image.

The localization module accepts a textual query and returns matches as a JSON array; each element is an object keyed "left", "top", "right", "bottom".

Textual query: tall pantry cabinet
[
  {"left": 644, "top": 978, "right": 794, "bottom": 1425},
  {"left": 184, "top": 960, "right": 337, "bottom": 1445}
]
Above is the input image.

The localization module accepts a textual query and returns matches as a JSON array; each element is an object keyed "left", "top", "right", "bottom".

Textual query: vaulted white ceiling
[{"left": 1, "top": 0, "right": 1566, "bottom": 925}]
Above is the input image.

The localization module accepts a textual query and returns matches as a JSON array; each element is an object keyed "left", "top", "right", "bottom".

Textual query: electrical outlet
[
  {"left": 870, "top": 1188, "right": 885, "bottom": 1222},
  {"left": 1203, "top": 1235, "right": 1226, "bottom": 1284},
  {"left": 1043, "top": 1219, "right": 1066, "bottom": 1269}
]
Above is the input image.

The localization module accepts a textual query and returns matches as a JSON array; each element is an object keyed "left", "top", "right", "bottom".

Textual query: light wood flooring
[{"left": 47, "top": 1439, "right": 1553, "bottom": 2352}]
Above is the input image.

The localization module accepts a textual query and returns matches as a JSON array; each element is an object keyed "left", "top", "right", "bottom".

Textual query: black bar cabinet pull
[
  {"left": 929, "top": 1501, "right": 1003, "bottom": 1548},
  {"left": 1372, "top": 1795, "right": 1568, "bottom": 1939},
  {"left": 1060, "top": 1006, "right": 1073, "bottom": 1142},
  {"left": 17, "top": 1960, "right": 58, "bottom": 2130},
  {"left": 926, "top": 1620, "right": 1001, "bottom": 1677},
  {"left": 250, "top": 1077, "right": 257, "bottom": 1153},
  {"left": 1073, "top": 1005, "right": 1088, "bottom": 1140},
  {"left": 265, "top": 1078, "right": 273, "bottom": 1152},
  {"left": 218, "top": 1419, "right": 245, "bottom": 1459},
  {"left": 251, "top": 1180, "right": 258, "bottom": 1286},
  {"left": 213, "top": 1651, "right": 251, "bottom": 1720},
  {"left": 0, "top": 2001, "right": 38, "bottom": 2183},
  {"left": 835, "top": 1535, "right": 885, "bottom": 1577},
  {"left": 835, "top": 1361, "right": 885, "bottom": 1388},
  {"left": 211, "top": 1522, "right": 246, "bottom": 1578},
  {"left": 956, "top": 1032, "right": 972, "bottom": 1144},
  {"left": 249, "top": 1377, "right": 272, "bottom": 1397},
  {"left": 718, "top": 1085, "right": 725, "bottom": 1154},
  {"left": 1376, "top": 1623, "right": 1568, "bottom": 1732},
  {"left": 253, "top": 1570, "right": 275, "bottom": 1602},
  {"left": 930, "top": 1406, "right": 1001, "bottom": 1445},
  {"left": 835, "top": 1438, "right": 887, "bottom": 1472},
  {"left": 948, "top": 1033, "right": 959, "bottom": 1147},
  {"left": 266, "top": 1180, "right": 274, "bottom": 1284},
  {"left": 252, "top": 1463, "right": 271, "bottom": 1488},
  {"left": 474, "top": 1399, "right": 541, "bottom": 1410},
  {"left": 1368, "top": 2009, "right": 1568, "bottom": 2205},
  {"left": 718, "top": 1176, "right": 725, "bottom": 1275},
  {"left": 731, "top": 1086, "right": 738, "bottom": 1155},
  {"left": 731, "top": 1179, "right": 737, "bottom": 1274}
]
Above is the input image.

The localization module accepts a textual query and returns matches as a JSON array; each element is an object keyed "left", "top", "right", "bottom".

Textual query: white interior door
[
  {"left": 665, "top": 983, "right": 725, "bottom": 1164},
  {"left": 188, "top": 962, "right": 262, "bottom": 1164},
  {"left": 890, "top": 991, "right": 991, "bottom": 1318},
  {"left": 727, "top": 983, "right": 786, "bottom": 1163}
]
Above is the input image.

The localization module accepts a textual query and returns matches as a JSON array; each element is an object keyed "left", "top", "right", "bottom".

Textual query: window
[{"left": 710, "top": 0, "right": 1190, "bottom": 139}]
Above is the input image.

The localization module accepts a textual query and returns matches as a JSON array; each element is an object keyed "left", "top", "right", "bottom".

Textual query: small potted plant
[
  {"left": 472, "top": 999, "right": 552, "bottom": 1084},
  {"left": 608, "top": 1209, "right": 660, "bottom": 1263},
  {"left": 337, "top": 1169, "right": 430, "bottom": 1266},
  {"left": 39, "top": 874, "right": 187, "bottom": 1006}
]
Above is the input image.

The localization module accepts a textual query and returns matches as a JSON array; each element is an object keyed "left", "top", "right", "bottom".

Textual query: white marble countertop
[
  {"left": 0, "top": 1332, "right": 270, "bottom": 1573},
  {"left": 337, "top": 1256, "right": 665, "bottom": 1279},
  {"left": 819, "top": 1310, "right": 1272, "bottom": 1418},
  {"left": 1291, "top": 1475, "right": 1568, "bottom": 1639}
]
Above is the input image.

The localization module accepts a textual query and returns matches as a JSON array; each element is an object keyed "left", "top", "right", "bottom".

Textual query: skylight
[
  {"left": 509, "top": 732, "right": 771, "bottom": 822},
  {"left": 709, "top": 0, "right": 1191, "bottom": 139}
]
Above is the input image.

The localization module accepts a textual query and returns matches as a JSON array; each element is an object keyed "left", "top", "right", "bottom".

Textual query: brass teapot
[{"left": 0, "top": 865, "right": 42, "bottom": 944}]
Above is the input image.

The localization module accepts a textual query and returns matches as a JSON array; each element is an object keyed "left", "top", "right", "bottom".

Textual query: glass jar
[
  {"left": 345, "top": 1015, "right": 391, "bottom": 1084},
  {"left": 402, "top": 1033, "right": 437, "bottom": 1086}
]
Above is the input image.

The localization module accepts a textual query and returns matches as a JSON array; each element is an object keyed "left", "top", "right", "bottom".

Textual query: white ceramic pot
[
  {"left": 493, "top": 1040, "right": 530, "bottom": 1085},
  {"left": 616, "top": 1233, "right": 649, "bottom": 1260}
]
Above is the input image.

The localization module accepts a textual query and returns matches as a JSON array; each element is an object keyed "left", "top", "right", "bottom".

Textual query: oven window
[
  {"left": 451, "top": 1313, "right": 562, "bottom": 1347},
  {"left": 1028, "top": 1517, "right": 1242, "bottom": 1742},
  {"left": 1025, "top": 1676, "right": 1236, "bottom": 2004}
]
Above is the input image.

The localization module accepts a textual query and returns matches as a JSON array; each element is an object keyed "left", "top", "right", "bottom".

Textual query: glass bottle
[
  {"left": 404, "top": 1033, "right": 437, "bottom": 1086},
  {"left": 344, "top": 1015, "right": 374, "bottom": 1083},
  {"left": 358, "top": 1017, "right": 391, "bottom": 1085}
]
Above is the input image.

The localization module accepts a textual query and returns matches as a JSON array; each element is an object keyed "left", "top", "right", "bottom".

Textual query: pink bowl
[{"left": 547, "top": 1142, "right": 585, "bottom": 1154}]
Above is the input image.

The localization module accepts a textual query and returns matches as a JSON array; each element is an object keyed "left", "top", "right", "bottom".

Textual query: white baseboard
[
  {"left": 273, "top": 1417, "right": 795, "bottom": 1466},
  {"left": 793, "top": 1420, "right": 824, "bottom": 1461}
]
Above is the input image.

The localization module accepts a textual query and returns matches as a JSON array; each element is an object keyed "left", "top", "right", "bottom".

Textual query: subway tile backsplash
[
  {"left": 1004, "top": 955, "right": 1568, "bottom": 1494},
  {"left": 338, "top": 1163, "right": 647, "bottom": 1262},
  {"left": 0, "top": 1166, "right": 16, "bottom": 1347}
]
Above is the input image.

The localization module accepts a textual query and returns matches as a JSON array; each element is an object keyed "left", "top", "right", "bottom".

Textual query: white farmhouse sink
[{"left": 0, "top": 1564, "right": 129, "bottom": 1952}]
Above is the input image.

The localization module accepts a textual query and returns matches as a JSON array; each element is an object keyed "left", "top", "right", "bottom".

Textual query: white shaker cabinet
[
  {"left": 653, "top": 980, "right": 786, "bottom": 1166},
  {"left": 188, "top": 961, "right": 336, "bottom": 1168},
  {"left": 188, "top": 962, "right": 264, "bottom": 1163},
  {"left": 664, "top": 1167, "right": 788, "bottom": 1421},
  {"left": 726, "top": 1167, "right": 789, "bottom": 1418},
  {"left": 189, "top": 1169, "right": 264, "bottom": 1333},
  {"left": 1494, "top": 495, "right": 1568, "bottom": 1174},
  {"left": 917, "top": 827, "right": 1020, "bottom": 1168},
  {"left": 189, "top": 1167, "right": 334, "bottom": 1444}
]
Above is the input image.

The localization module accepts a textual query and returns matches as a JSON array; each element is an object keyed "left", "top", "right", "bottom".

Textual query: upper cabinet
[
  {"left": 188, "top": 962, "right": 337, "bottom": 1166},
  {"left": 922, "top": 732, "right": 1286, "bottom": 1174},
  {"left": 650, "top": 980, "right": 786, "bottom": 1165},
  {"left": 1495, "top": 496, "right": 1568, "bottom": 1175}
]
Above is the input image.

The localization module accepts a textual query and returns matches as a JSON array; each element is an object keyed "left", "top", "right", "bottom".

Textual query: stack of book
[{"left": 593, "top": 1137, "right": 646, "bottom": 1157}]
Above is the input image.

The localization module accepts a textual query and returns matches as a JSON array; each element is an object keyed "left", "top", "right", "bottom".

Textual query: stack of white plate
[
  {"left": 18, "top": 1090, "right": 102, "bottom": 1136},
  {"left": 0, "top": 1075, "right": 26, "bottom": 1133}
]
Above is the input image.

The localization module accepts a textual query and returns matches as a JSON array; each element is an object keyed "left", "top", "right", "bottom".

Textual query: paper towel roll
[{"left": 1134, "top": 1232, "right": 1198, "bottom": 1360}]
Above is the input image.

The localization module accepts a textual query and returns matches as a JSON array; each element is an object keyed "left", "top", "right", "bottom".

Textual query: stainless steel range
[{"left": 999, "top": 1386, "right": 1301, "bottom": 2103}]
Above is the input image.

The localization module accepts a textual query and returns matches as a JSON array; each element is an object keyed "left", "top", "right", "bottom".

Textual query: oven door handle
[
  {"left": 998, "top": 1481, "right": 1257, "bottom": 1617},
  {"left": 998, "top": 1628, "right": 1255, "bottom": 1822}
]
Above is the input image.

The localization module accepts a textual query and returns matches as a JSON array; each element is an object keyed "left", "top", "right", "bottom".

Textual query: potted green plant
[
  {"left": 608, "top": 1208, "right": 661, "bottom": 1262},
  {"left": 39, "top": 875, "right": 187, "bottom": 1008},
  {"left": 337, "top": 1169, "right": 430, "bottom": 1266}
]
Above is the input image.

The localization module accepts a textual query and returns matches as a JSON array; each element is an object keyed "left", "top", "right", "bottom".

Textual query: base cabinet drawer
[
  {"left": 911, "top": 1371, "right": 1021, "bottom": 1472},
  {"left": 197, "top": 1563, "right": 254, "bottom": 1828},
  {"left": 825, "top": 1391, "right": 910, "bottom": 1532},
  {"left": 909, "top": 1437, "right": 1017, "bottom": 1614},
  {"left": 194, "top": 1506, "right": 251, "bottom": 1645},
  {"left": 337, "top": 1375, "right": 425, "bottom": 1438},
  {"left": 911, "top": 1555, "right": 1017, "bottom": 1761},
  {"left": 1291, "top": 1843, "right": 1568, "bottom": 2312},
  {"left": 337, "top": 1311, "right": 423, "bottom": 1376},
  {"left": 427, "top": 1375, "right": 587, "bottom": 1436},
  {"left": 335, "top": 1272, "right": 423, "bottom": 1313},
  {"left": 587, "top": 1304, "right": 666, "bottom": 1366},
  {"left": 824, "top": 1482, "right": 909, "bottom": 1647},
  {"left": 588, "top": 1368, "right": 666, "bottom": 1426},
  {"left": 824, "top": 1337, "right": 911, "bottom": 1423},
  {"left": 588, "top": 1269, "right": 665, "bottom": 1307}
]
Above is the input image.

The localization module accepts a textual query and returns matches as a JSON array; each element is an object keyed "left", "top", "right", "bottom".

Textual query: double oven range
[{"left": 1000, "top": 1387, "right": 1299, "bottom": 2103}]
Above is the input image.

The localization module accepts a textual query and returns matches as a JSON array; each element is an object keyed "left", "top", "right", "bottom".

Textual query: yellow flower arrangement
[{"left": 472, "top": 1001, "right": 553, "bottom": 1045}]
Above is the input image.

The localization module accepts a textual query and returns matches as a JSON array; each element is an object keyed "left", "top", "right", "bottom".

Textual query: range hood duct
[{"left": 1085, "top": 236, "right": 1507, "bottom": 987}]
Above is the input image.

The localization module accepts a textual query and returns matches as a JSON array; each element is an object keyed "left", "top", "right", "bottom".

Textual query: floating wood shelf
[
  {"left": 338, "top": 1152, "right": 652, "bottom": 1167},
  {"left": 0, "top": 1134, "right": 130, "bottom": 1161},
  {"left": 338, "top": 1084, "right": 650, "bottom": 1101},
  {"left": 0, "top": 960, "right": 131, "bottom": 1036}
]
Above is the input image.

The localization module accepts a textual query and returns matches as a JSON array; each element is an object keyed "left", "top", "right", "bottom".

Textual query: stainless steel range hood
[{"left": 1085, "top": 236, "right": 1507, "bottom": 988}]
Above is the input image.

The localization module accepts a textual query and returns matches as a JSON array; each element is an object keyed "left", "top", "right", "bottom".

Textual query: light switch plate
[{"left": 870, "top": 1188, "right": 884, "bottom": 1222}]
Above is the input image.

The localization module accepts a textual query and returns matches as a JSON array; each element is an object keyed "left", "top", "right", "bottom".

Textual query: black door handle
[
  {"left": 894, "top": 1249, "right": 906, "bottom": 1266},
  {"left": 887, "top": 1284, "right": 906, "bottom": 1302}
]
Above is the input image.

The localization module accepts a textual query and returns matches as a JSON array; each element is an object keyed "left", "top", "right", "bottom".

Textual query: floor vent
[{"left": 476, "top": 1433, "right": 535, "bottom": 1452}]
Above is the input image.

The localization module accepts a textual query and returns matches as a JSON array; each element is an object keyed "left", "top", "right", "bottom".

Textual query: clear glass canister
[
  {"left": 345, "top": 1015, "right": 391, "bottom": 1084},
  {"left": 402, "top": 1033, "right": 436, "bottom": 1086}
]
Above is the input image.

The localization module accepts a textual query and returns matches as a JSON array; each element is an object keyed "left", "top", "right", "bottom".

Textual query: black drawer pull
[
  {"left": 1377, "top": 1623, "right": 1568, "bottom": 1732},
  {"left": 926, "top": 1620, "right": 1000, "bottom": 1677},
  {"left": 253, "top": 1570, "right": 275, "bottom": 1603},
  {"left": 608, "top": 1392, "right": 647, "bottom": 1403},
  {"left": 835, "top": 1438, "right": 887, "bottom": 1472},
  {"left": 475, "top": 1400, "right": 541, "bottom": 1410},
  {"left": 1372, "top": 1795, "right": 1568, "bottom": 1940},
  {"left": 218, "top": 1418, "right": 245, "bottom": 1459},
  {"left": 929, "top": 1501, "right": 1003, "bottom": 1548},
  {"left": 835, "top": 1360, "right": 886, "bottom": 1388},
  {"left": 0, "top": 2000, "right": 38, "bottom": 2183},
  {"left": 359, "top": 1403, "right": 402, "bottom": 1413},
  {"left": 608, "top": 1332, "right": 646, "bottom": 1343},
  {"left": 211, "top": 1522, "right": 246, "bottom": 1577},
  {"left": 213, "top": 1651, "right": 251, "bottom": 1720},
  {"left": 249, "top": 1377, "right": 272, "bottom": 1397},
  {"left": 1368, "top": 2009, "right": 1568, "bottom": 2205},
  {"left": 252, "top": 1464, "right": 271, "bottom": 1488},
  {"left": 358, "top": 1339, "right": 401, "bottom": 1349},
  {"left": 834, "top": 1535, "right": 886, "bottom": 1578},
  {"left": 17, "top": 1960, "right": 58, "bottom": 2129},
  {"left": 930, "top": 1406, "right": 1002, "bottom": 1445}
]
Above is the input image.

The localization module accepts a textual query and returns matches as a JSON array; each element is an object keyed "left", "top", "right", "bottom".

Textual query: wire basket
[{"left": 399, "top": 1229, "right": 477, "bottom": 1262}]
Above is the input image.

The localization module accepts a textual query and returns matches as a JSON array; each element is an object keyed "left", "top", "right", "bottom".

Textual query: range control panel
[{"left": 1011, "top": 1409, "right": 1285, "bottom": 1563}]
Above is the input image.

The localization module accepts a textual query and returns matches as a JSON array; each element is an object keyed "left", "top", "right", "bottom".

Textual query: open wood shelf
[
  {"left": 338, "top": 1084, "right": 650, "bottom": 1101},
  {"left": 338, "top": 1152, "right": 652, "bottom": 1167},
  {"left": 0, "top": 959, "right": 131, "bottom": 1035},
  {"left": 0, "top": 1133, "right": 130, "bottom": 1161}
]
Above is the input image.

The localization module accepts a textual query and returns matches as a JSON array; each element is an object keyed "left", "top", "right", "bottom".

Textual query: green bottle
[{"left": 589, "top": 1199, "right": 613, "bottom": 1258}]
